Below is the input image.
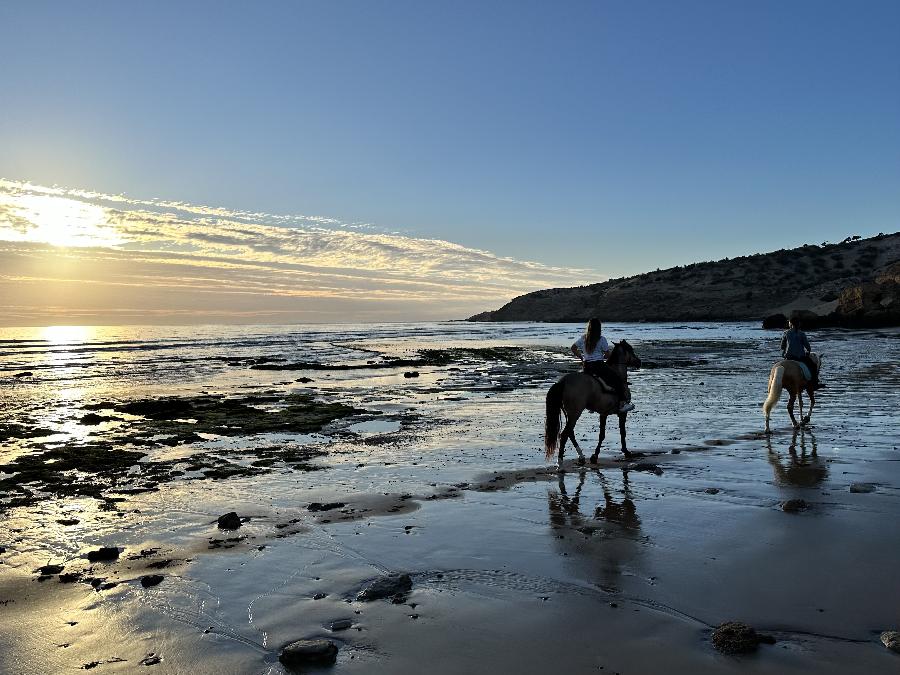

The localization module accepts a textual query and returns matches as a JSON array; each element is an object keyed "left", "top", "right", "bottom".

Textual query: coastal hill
[{"left": 468, "top": 232, "right": 900, "bottom": 326}]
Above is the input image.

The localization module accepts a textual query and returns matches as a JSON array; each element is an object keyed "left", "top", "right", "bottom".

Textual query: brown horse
[
  {"left": 544, "top": 341, "right": 642, "bottom": 470},
  {"left": 762, "top": 354, "right": 821, "bottom": 433}
]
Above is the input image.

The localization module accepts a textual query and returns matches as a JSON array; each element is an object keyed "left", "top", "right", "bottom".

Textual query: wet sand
[{"left": 1, "top": 323, "right": 898, "bottom": 673}]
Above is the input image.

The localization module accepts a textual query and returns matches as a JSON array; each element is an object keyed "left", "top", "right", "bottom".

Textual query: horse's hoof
[
  {"left": 576, "top": 458, "right": 585, "bottom": 466},
  {"left": 589, "top": 456, "right": 598, "bottom": 465}
]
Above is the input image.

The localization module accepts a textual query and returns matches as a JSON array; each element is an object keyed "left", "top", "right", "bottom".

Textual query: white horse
[{"left": 763, "top": 354, "right": 821, "bottom": 433}]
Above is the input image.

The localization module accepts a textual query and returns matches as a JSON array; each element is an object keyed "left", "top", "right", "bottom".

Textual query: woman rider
[{"left": 571, "top": 318, "right": 635, "bottom": 413}]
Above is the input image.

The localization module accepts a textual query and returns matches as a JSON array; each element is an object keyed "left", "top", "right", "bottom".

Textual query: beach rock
[
  {"left": 217, "top": 512, "right": 242, "bottom": 530},
  {"left": 57, "top": 518, "right": 80, "bottom": 526},
  {"left": 308, "top": 502, "right": 345, "bottom": 512},
  {"left": 14, "top": 371, "right": 33, "bottom": 378},
  {"left": 329, "top": 618, "right": 353, "bottom": 631},
  {"left": 139, "top": 653, "right": 162, "bottom": 666},
  {"left": 59, "top": 572, "right": 82, "bottom": 583},
  {"left": 87, "top": 547, "right": 120, "bottom": 562},
  {"left": 295, "top": 377, "right": 313, "bottom": 383},
  {"left": 79, "top": 413, "right": 106, "bottom": 425},
  {"left": 705, "top": 487, "right": 720, "bottom": 494},
  {"left": 38, "top": 564, "right": 64, "bottom": 575},
  {"left": 279, "top": 639, "right": 338, "bottom": 668},
  {"left": 849, "top": 482, "right": 876, "bottom": 494},
  {"left": 712, "top": 622, "right": 774, "bottom": 654},
  {"left": 357, "top": 573, "right": 413, "bottom": 601},
  {"left": 762, "top": 313, "right": 789, "bottom": 329},
  {"left": 403, "top": 371, "right": 419, "bottom": 378},
  {"left": 630, "top": 462, "right": 663, "bottom": 475},
  {"left": 781, "top": 498, "right": 808, "bottom": 513},
  {"left": 881, "top": 631, "right": 900, "bottom": 653},
  {"left": 141, "top": 574, "right": 164, "bottom": 588}
]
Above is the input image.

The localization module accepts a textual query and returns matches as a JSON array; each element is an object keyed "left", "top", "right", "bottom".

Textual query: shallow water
[{"left": 1, "top": 322, "right": 898, "bottom": 674}]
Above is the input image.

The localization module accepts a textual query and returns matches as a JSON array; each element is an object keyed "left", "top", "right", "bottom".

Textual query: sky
[{"left": 0, "top": 1, "right": 898, "bottom": 325}]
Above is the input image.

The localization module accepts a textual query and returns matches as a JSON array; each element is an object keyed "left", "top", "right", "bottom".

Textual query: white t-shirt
[{"left": 573, "top": 334, "right": 611, "bottom": 362}]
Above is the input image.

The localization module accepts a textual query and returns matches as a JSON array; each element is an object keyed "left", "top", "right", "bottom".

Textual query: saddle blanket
[{"left": 787, "top": 360, "right": 812, "bottom": 381}]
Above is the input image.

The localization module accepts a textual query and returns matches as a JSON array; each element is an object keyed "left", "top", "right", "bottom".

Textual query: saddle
[
  {"left": 586, "top": 372, "right": 616, "bottom": 394},
  {"left": 786, "top": 359, "right": 812, "bottom": 382}
]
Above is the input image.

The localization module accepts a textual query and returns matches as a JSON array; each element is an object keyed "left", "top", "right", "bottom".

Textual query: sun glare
[
  {"left": 1, "top": 193, "right": 123, "bottom": 247},
  {"left": 41, "top": 325, "right": 94, "bottom": 344}
]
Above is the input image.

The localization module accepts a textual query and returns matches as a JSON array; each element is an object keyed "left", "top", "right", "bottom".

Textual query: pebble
[
  {"left": 849, "top": 483, "right": 876, "bottom": 494},
  {"left": 141, "top": 575, "right": 164, "bottom": 588},
  {"left": 712, "top": 622, "right": 775, "bottom": 654},
  {"left": 781, "top": 499, "right": 808, "bottom": 513},
  {"left": 882, "top": 631, "right": 900, "bottom": 653},
  {"left": 329, "top": 619, "right": 353, "bottom": 631}
]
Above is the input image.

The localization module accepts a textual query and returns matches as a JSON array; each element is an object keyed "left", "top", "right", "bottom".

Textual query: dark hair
[
  {"left": 585, "top": 318, "right": 602, "bottom": 353},
  {"left": 790, "top": 316, "right": 802, "bottom": 329}
]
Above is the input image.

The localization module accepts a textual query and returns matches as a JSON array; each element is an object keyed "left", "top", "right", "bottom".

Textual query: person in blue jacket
[{"left": 781, "top": 316, "right": 824, "bottom": 389}]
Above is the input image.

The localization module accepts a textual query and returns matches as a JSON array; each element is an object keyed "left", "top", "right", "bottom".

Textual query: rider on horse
[
  {"left": 781, "top": 316, "right": 824, "bottom": 389},
  {"left": 571, "top": 318, "right": 635, "bottom": 413}
]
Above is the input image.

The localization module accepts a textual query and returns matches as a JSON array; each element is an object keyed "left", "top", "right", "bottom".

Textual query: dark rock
[
  {"left": 781, "top": 498, "right": 808, "bottom": 513},
  {"left": 59, "top": 572, "right": 82, "bottom": 583},
  {"left": 37, "top": 564, "right": 64, "bottom": 575},
  {"left": 295, "top": 377, "right": 313, "bottom": 383},
  {"left": 217, "top": 512, "right": 242, "bottom": 529},
  {"left": 141, "top": 574, "right": 164, "bottom": 588},
  {"left": 87, "top": 547, "right": 120, "bottom": 562},
  {"left": 140, "top": 653, "right": 162, "bottom": 666},
  {"left": 712, "top": 621, "right": 773, "bottom": 654},
  {"left": 630, "top": 462, "right": 663, "bottom": 475},
  {"left": 329, "top": 618, "right": 353, "bottom": 631},
  {"left": 279, "top": 639, "right": 338, "bottom": 667},
  {"left": 357, "top": 573, "right": 413, "bottom": 601},
  {"left": 762, "top": 313, "right": 789, "bottom": 329},
  {"left": 308, "top": 502, "right": 345, "bottom": 512},
  {"left": 403, "top": 371, "right": 420, "bottom": 378},
  {"left": 849, "top": 482, "right": 876, "bottom": 494},
  {"left": 57, "top": 518, "right": 80, "bottom": 526},
  {"left": 881, "top": 631, "right": 900, "bottom": 653},
  {"left": 312, "top": 592, "right": 327, "bottom": 600},
  {"left": 705, "top": 487, "right": 720, "bottom": 495},
  {"left": 14, "top": 371, "right": 33, "bottom": 378},
  {"left": 79, "top": 413, "right": 106, "bottom": 425}
]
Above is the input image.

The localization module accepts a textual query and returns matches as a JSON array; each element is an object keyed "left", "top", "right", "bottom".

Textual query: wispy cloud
[{"left": 0, "top": 179, "right": 598, "bottom": 325}]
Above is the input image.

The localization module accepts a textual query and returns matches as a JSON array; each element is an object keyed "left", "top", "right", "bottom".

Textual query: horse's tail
[
  {"left": 544, "top": 379, "right": 565, "bottom": 460},
  {"left": 763, "top": 365, "right": 784, "bottom": 417}
]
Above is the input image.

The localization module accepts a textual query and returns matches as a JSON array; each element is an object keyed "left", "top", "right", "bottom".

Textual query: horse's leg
[
  {"left": 570, "top": 424, "right": 585, "bottom": 466},
  {"left": 803, "top": 389, "right": 815, "bottom": 426},
  {"left": 590, "top": 414, "right": 607, "bottom": 464},
  {"left": 559, "top": 409, "right": 583, "bottom": 471},
  {"left": 787, "top": 391, "right": 799, "bottom": 428},
  {"left": 618, "top": 413, "right": 631, "bottom": 458},
  {"left": 798, "top": 391, "right": 805, "bottom": 426}
]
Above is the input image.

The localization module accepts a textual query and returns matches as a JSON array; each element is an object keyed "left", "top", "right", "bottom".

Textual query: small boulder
[
  {"left": 712, "top": 621, "right": 774, "bottom": 654},
  {"left": 308, "top": 502, "right": 345, "bottom": 512},
  {"left": 781, "top": 499, "right": 808, "bottom": 513},
  {"left": 881, "top": 631, "right": 900, "bottom": 653},
  {"left": 849, "top": 483, "right": 876, "bottom": 494},
  {"left": 38, "top": 564, "right": 64, "bottom": 575},
  {"left": 329, "top": 618, "right": 353, "bottom": 632},
  {"left": 14, "top": 371, "right": 33, "bottom": 378},
  {"left": 217, "top": 512, "right": 242, "bottom": 530},
  {"left": 59, "top": 572, "right": 83, "bottom": 583},
  {"left": 141, "top": 574, "right": 164, "bottom": 588},
  {"left": 79, "top": 413, "right": 106, "bottom": 426},
  {"left": 357, "top": 573, "right": 413, "bottom": 602},
  {"left": 279, "top": 639, "right": 338, "bottom": 668},
  {"left": 295, "top": 377, "right": 313, "bottom": 383},
  {"left": 87, "top": 547, "right": 120, "bottom": 562},
  {"left": 705, "top": 488, "right": 721, "bottom": 495},
  {"left": 403, "top": 371, "right": 420, "bottom": 378}
]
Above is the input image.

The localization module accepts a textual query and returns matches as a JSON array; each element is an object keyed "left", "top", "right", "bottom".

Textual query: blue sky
[{"left": 1, "top": 1, "right": 898, "bottom": 294}]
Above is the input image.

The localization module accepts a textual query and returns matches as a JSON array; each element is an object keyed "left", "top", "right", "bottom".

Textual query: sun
[{"left": 1, "top": 193, "right": 123, "bottom": 247}]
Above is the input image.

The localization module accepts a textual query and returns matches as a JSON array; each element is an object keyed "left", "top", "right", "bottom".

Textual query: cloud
[{"left": 0, "top": 179, "right": 599, "bottom": 324}]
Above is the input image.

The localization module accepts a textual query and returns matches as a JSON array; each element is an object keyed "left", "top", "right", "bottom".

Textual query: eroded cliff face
[{"left": 468, "top": 233, "right": 900, "bottom": 326}]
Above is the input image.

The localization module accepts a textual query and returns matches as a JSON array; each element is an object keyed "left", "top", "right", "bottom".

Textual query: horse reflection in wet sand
[
  {"left": 767, "top": 428, "right": 828, "bottom": 488},
  {"left": 763, "top": 354, "right": 822, "bottom": 433},
  {"left": 544, "top": 341, "right": 642, "bottom": 470}
]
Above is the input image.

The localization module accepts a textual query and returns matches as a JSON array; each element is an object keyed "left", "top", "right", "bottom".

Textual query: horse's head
[{"left": 611, "top": 339, "right": 642, "bottom": 369}]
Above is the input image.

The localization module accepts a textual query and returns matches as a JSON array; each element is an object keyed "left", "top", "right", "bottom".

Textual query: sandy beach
[{"left": 1, "top": 322, "right": 898, "bottom": 674}]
